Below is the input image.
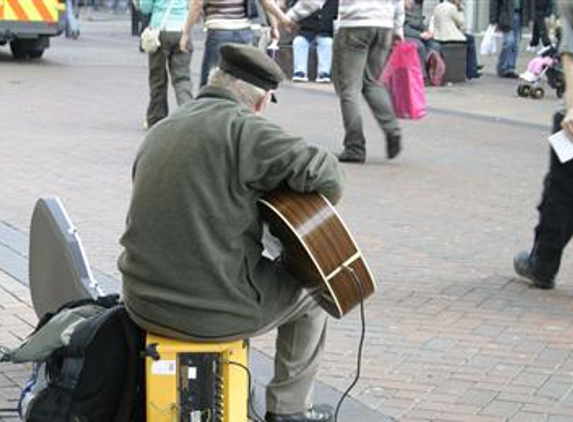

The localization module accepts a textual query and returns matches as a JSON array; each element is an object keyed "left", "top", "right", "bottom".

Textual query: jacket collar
[{"left": 196, "top": 86, "right": 241, "bottom": 104}]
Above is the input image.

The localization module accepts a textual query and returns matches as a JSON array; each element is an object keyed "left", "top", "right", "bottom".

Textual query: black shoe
[
  {"left": 335, "top": 150, "right": 365, "bottom": 163},
  {"left": 266, "top": 405, "right": 333, "bottom": 422},
  {"left": 500, "top": 71, "right": 519, "bottom": 79},
  {"left": 386, "top": 132, "right": 402, "bottom": 159},
  {"left": 513, "top": 251, "right": 555, "bottom": 289}
]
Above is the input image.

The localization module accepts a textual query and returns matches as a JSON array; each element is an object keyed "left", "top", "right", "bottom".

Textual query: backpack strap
[{"left": 113, "top": 310, "right": 144, "bottom": 422}]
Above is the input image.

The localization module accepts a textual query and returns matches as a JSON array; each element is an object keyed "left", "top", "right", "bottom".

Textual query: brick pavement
[{"left": 1, "top": 14, "right": 573, "bottom": 421}]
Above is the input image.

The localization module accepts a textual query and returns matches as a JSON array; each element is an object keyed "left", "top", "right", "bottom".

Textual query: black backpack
[{"left": 3, "top": 295, "right": 145, "bottom": 422}]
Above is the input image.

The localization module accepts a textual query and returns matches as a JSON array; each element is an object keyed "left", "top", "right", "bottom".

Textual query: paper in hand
[{"left": 548, "top": 130, "right": 573, "bottom": 163}]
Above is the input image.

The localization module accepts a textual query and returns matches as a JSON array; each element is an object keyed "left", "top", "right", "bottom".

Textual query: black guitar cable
[
  {"left": 227, "top": 360, "right": 265, "bottom": 422},
  {"left": 334, "top": 264, "right": 366, "bottom": 422}
]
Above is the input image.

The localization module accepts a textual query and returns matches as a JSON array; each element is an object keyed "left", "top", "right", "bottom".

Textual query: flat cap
[{"left": 219, "top": 43, "right": 284, "bottom": 92}]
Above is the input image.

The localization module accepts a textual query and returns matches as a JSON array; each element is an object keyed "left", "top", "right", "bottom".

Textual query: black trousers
[{"left": 532, "top": 112, "right": 573, "bottom": 277}]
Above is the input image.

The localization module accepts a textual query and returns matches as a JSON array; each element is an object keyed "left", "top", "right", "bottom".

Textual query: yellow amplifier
[{"left": 145, "top": 334, "right": 249, "bottom": 422}]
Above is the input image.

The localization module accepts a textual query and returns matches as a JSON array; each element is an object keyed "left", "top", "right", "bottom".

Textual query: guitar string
[{"left": 334, "top": 264, "right": 367, "bottom": 422}]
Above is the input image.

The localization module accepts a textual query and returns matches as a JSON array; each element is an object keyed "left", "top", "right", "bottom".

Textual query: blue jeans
[
  {"left": 292, "top": 34, "right": 333, "bottom": 77},
  {"left": 465, "top": 34, "right": 479, "bottom": 79},
  {"left": 65, "top": 0, "right": 79, "bottom": 37},
  {"left": 200, "top": 28, "right": 253, "bottom": 87},
  {"left": 497, "top": 12, "right": 522, "bottom": 75}
]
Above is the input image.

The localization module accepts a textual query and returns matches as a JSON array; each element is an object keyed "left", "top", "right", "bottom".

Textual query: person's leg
[
  {"left": 201, "top": 30, "right": 228, "bottom": 87},
  {"left": 497, "top": 30, "right": 513, "bottom": 75},
  {"left": 264, "top": 293, "right": 328, "bottom": 415},
  {"left": 362, "top": 27, "right": 401, "bottom": 157},
  {"left": 497, "top": 12, "right": 521, "bottom": 76},
  {"left": 231, "top": 27, "right": 254, "bottom": 45},
  {"left": 331, "top": 27, "right": 372, "bottom": 161},
  {"left": 515, "top": 112, "right": 573, "bottom": 287},
  {"left": 165, "top": 32, "right": 193, "bottom": 106},
  {"left": 146, "top": 43, "right": 169, "bottom": 127},
  {"left": 539, "top": 14, "right": 552, "bottom": 46},
  {"left": 506, "top": 12, "right": 522, "bottom": 72},
  {"left": 316, "top": 35, "right": 333, "bottom": 77},
  {"left": 531, "top": 12, "right": 542, "bottom": 47},
  {"left": 465, "top": 34, "right": 479, "bottom": 79},
  {"left": 292, "top": 35, "right": 311, "bottom": 77},
  {"left": 200, "top": 28, "right": 253, "bottom": 87}
]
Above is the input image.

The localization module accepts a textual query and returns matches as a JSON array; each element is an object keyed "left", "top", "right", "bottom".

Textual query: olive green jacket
[{"left": 119, "top": 86, "right": 343, "bottom": 338}]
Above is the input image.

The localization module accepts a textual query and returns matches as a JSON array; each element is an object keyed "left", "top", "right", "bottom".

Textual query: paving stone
[
  {"left": 0, "top": 16, "right": 573, "bottom": 421},
  {"left": 479, "top": 399, "right": 522, "bottom": 418}
]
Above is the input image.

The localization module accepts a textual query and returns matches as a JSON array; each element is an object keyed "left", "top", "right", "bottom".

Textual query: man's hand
[
  {"left": 420, "top": 30, "right": 433, "bottom": 40},
  {"left": 179, "top": 32, "right": 191, "bottom": 52},
  {"left": 271, "top": 25, "right": 281, "bottom": 43},
  {"left": 394, "top": 27, "right": 405, "bottom": 43},
  {"left": 279, "top": 14, "right": 297, "bottom": 32},
  {"left": 562, "top": 109, "right": 573, "bottom": 142}
]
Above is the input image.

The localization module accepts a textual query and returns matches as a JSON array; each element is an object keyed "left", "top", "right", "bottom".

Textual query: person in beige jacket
[{"left": 431, "top": 0, "right": 481, "bottom": 79}]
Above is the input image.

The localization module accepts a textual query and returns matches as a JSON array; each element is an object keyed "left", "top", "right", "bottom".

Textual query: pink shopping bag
[{"left": 380, "top": 41, "right": 427, "bottom": 120}]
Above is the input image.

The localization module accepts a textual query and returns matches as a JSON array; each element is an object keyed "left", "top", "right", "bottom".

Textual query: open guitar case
[{"left": 28, "top": 196, "right": 113, "bottom": 319}]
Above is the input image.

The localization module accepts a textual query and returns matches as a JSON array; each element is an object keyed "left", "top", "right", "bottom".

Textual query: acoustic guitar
[{"left": 258, "top": 190, "right": 377, "bottom": 319}]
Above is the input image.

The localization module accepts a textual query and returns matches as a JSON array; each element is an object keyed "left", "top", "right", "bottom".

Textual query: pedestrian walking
[
  {"left": 284, "top": 0, "right": 405, "bottom": 163},
  {"left": 514, "top": 0, "right": 573, "bottom": 289},
  {"left": 489, "top": 0, "right": 532, "bottom": 78},
  {"left": 141, "top": 0, "right": 193, "bottom": 129}
]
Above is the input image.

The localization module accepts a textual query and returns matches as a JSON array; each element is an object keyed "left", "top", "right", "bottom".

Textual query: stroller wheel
[
  {"left": 517, "top": 84, "right": 531, "bottom": 97},
  {"left": 530, "top": 87, "right": 545, "bottom": 100}
]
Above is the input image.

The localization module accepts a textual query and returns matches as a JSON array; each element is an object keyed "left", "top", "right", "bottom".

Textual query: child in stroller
[{"left": 518, "top": 44, "right": 566, "bottom": 100}]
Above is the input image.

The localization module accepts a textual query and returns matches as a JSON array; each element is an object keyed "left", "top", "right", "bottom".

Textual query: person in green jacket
[{"left": 119, "top": 43, "right": 343, "bottom": 422}]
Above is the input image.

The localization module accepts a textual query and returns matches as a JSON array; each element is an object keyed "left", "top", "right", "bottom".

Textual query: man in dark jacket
[
  {"left": 119, "top": 43, "right": 342, "bottom": 422},
  {"left": 489, "top": 0, "right": 532, "bottom": 78},
  {"left": 514, "top": 0, "right": 573, "bottom": 289}
]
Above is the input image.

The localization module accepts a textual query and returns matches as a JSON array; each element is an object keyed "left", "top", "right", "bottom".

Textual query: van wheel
[
  {"left": 28, "top": 49, "right": 45, "bottom": 59},
  {"left": 10, "top": 39, "right": 47, "bottom": 59},
  {"left": 10, "top": 40, "right": 28, "bottom": 59}
]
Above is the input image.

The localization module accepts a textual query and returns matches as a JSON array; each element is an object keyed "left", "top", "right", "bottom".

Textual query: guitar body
[{"left": 258, "top": 190, "right": 377, "bottom": 319}]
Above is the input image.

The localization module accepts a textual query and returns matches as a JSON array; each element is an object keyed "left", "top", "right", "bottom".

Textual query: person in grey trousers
[{"left": 284, "top": 0, "right": 405, "bottom": 163}]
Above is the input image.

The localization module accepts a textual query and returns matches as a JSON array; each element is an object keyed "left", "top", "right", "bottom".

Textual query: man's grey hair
[{"left": 208, "top": 68, "right": 268, "bottom": 109}]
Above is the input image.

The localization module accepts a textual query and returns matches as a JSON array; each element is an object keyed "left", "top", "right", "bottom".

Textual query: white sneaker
[
  {"left": 316, "top": 73, "right": 331, "bottom": 83},
  {"left": 292, "top": 72, "right": 308, "bottom": 82}
]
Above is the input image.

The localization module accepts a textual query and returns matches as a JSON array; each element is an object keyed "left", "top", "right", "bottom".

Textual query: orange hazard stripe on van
[
  {"left": 3, "top": 0, "right": 58, "bottom": 22},
  {"left": 32, "top": 0, "right": 55, "bottom": 22},
  {"left": 6, "top": 0, "right": 27, "bottom": 21}
]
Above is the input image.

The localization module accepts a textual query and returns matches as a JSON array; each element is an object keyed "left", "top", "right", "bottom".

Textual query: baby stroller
[{"left": 517, "top": 45, "right": 566, "bottom": 100}]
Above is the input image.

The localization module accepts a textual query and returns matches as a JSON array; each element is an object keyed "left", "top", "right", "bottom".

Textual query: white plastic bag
[
  {"left": 141, "top": 27, "right": 161, "bottom": 53},
  {"left": 480, "top": 24, "right": 497, "bottom": 56}
]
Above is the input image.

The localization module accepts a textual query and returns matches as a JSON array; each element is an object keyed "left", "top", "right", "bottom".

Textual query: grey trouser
[
  {"left": 147, "top": 31, "right": 193, "bottom": 126},
  {"left": 332, "top": 27, "right": 400, "bottom": 157},
  {"left": 136, "top": 290, "right": 327, "bottom": 415}
]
